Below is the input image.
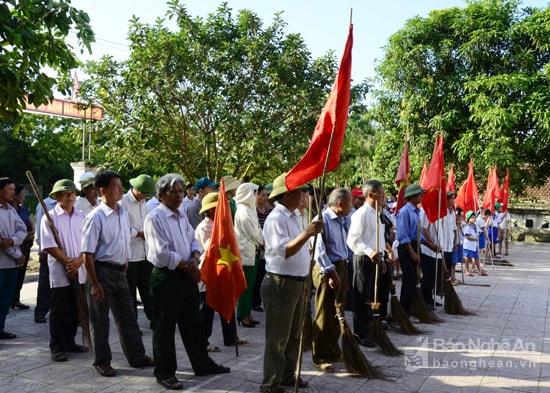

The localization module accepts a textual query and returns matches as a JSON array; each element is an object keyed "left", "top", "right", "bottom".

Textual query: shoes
[
  {"left": 0, "top": 332, "right": 17, "bottom": 339},
  {"left": 480, "top": 271, "right": 488, "bottom": 276},
  {"left": 237, "top": 317, "right": 255, "bottom": 328},
  {"left": 409, "top": 316, "right": 420, "bottom": 323},
  {"left": 207, "top": 345, "right": 221, "bottom": 352},
  {"left": 381, "top": 320, "right": 390, "bottom": 330},
  {"left": 51, "top": 352, "right": 68, "bottom": 362},
  {"left": 281, "top": 377, "right": 308, "bottom": 388},
  {"left": 66, "top": 344, "right": 89, "bottom": 353},
  {"left": 226, "top": 338, "right": 248, "bottom": 346},
  {"left": 252, "top": 306, "right": 264, "bottom": 312},
  {"left": 11, "top": 302, "right": 30, "bottom": 310},
  {"left": 133, "top": 355, "right": 155, "bottom": 368},
  {"left": 505, "top": 253, "right": 509, "bottom": 256},
  {"left": 94, "top": 364, "right": 116, "bottom": 377},
  {"left": 313, "top": 362, "right": 335, "bottom": 372},
  {"left": 157, "top": 376, "right": 183, "bottom": 390},
  {"left": 195, "top": 364, "right": 231, "bottom": 376},
  {"left": 355, "top": 335, "right": 375, "bottom": 348},
  {"left": 466, "top": 272, "right": 474, "bottom": 277},
  {"left": 250, "top": 319, "right": 260, "bottom": 325},
  {"left": 34, "top": 316, "right": 47, "bottom": 323}
]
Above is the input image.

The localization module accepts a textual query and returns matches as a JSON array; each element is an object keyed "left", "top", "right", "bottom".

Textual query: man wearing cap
[
  {"left": 82, "top": 170, "right": 154, "bottom": 377},
  {"left": 396, "top": 183, "right": 426, "bottom": 317},
  {"left": 311, "top": 187, "right": 352, "bottom": 371},
  {"left": 0, "top": 177, "right": 27, "bottom": 339},
  {"left": 187, "top": 177, "right": 218, "bottom": 229},
  {"left": 34, "top": 175, "right": 62, "bottom": 323},
  {"left": 346, "top": 180, "right": 386, "bottom": 348},
  {"left": 41, "top": 179, "right": 88, "bottom": 361},
  {"left": 144, "top": 174, "right": 230, "bottom": 390},
  {"left": 260, "top": 173, "right": 323, "bottom": 393},
  {"left": 75, "top": 172, "right": 100, "bottom": 215},
  {"left": 120, "top": 174, "right": 156, "bottom": 324}
]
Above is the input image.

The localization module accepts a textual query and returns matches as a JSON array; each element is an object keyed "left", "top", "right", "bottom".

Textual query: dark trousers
[
  {"left": 13, "top": 242, "right": 31, "bottom": 303},
  {"left": 86, "top": 265, "right": 146, "bottom": 367},
  {"left": 351, "top": 254, "right": 375, "bottom": 339},
  {"left": 49, "top": 284, "right": 79, "bottom": 353},
  {"left": 34, "top": 252, "right": 51, "bottom": 319},
  {"left": 399, "top": 242, "right": 419, "bottom": 316},
  {"left": 378, "top": 260, "right": 392, "bottom": 317},
  {"left": 420, "top": 253, "right": 438, "bottom": 305},
  {"left": 126, "top": 260, "right": 153, "bottom": 321},
  {"left": 150, "top": 267, "right": 217, "bottom": 380},
  {"left": 200, "top": 291, "right": 237, "bottom": 346},
  {"left": 0, "top": 268, "right": 17, "bottom": 333},
  {"left": 252, "top": 257, "right": 266, "bottom": 308}
]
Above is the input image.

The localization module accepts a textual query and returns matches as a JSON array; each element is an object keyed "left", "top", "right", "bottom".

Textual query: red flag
[
  {"left": 285, "top": 24, "right": 353, "bottom": 190},
  {"left": 500, "top": 168, "right": 510, "bottom": 212},
  {"left": 447, "top": 164, "right": 455, "bottom": 192},
  {"left": 421, "top": 135, "right": 447, "bottom": 223},
  {"left": 394, "top": 140, "right": 411, "bottom": 213},
  {"left": 419, "top": 158, "right": 428, "bottom": 188},
  {"left": 202, "top": 179, "right": 247, "bottom": 322},
  {"left": 72, "top": 71, "right": 80, "bottom": 102},
  {"left": 482, "top": 164, "right": 501, "bottom": 213},
  {"left": 455, "top": 158, "right": 479, "bottom": 213}
]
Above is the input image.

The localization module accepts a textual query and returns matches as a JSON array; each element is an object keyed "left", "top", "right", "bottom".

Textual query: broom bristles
[
  {"left": 368, "top": 316, "right": 402, "bottom": 356},
  {"left": 335, "top": 303, "right": 385, "bottom": 379},
  {"left": 411, "top": 287, "right": 444, "bottom": 324},
  {"left": 444, "top": 280, "right": 473, "bottom": 315},
  {"left": 390, "top": 295, "right": 425, "bottom": 335}
]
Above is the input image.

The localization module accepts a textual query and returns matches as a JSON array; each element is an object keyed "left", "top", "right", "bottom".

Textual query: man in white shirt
[
  {"left": 497, "top": 203, "right": 510, "bottom": 256},
  {"left": 120, "top": 174, "right": 156, "bottom": 324}
]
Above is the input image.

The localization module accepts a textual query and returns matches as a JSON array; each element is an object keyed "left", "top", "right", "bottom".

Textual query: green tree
[
  {"left": 370, "top": 0, "right": 550, "bottom": 193},
  {"left": 80, "top": 1, "right": 337, "bottom": 184},
  {"left": 0, "top": 0, "right": 95, "bottom": 121}
]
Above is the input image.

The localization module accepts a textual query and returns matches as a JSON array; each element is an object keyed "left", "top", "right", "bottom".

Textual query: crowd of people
[{"left": 0, "top": 172, "right": 511, "bottom": 392}]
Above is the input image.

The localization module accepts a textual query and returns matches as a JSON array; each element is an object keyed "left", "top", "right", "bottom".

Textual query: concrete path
[{"left": 0, "top": 241, "right": 548, "bottom": 392}]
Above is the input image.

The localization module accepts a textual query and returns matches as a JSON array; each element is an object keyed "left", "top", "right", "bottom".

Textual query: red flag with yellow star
[{"left": 202, "top": 178, "right": 247, "bottom": 322}]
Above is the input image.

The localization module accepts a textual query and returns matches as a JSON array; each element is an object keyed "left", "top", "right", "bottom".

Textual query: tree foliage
[
  {"left": 0, "top": 0, "right": 95, "bottom": 121},
  {"left": 370, "top": 0, "right": 550, "bottom": 194},
  {"left": 80, "top": 1, "right": 338, "bottom": 184}
]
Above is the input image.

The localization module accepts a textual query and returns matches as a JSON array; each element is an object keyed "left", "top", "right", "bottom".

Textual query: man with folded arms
[
  {"left": 82, "top": 170, "right": 154, "bottom": 377},
  {"left": 144, "top": 174, "right": 230, "bottom": 391}
]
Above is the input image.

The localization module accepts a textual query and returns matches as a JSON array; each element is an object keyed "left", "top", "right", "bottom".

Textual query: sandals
[
  {"left": 480, "top": 271, "right": 488, "bottom": 276},
  {"left": 466, "top": 272, "right": 474, "bottom": 277},
  {"left": 0, "top": 332, "right": 17, "bottom": 339},
  {"left": 208, "top": 345, "right": 221, "bottom": 352},
  {"left": 313, "top": 362, "right": 335, "bottom": 372},
  {"left": 94, "top": 364, "right": 116, "bottom": 377}
]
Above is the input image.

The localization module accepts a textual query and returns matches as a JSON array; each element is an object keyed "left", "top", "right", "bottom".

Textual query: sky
[{"left": 69, "top": 0, "right": 549, "bottom": 84}]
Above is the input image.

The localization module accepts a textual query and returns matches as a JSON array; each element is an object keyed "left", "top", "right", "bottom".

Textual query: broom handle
[
  {"left": 25, "top": 171, "right": 64, "bottom": 251},
  {"left": 374, "top": 200, "right": 379, "bottom": 305}
]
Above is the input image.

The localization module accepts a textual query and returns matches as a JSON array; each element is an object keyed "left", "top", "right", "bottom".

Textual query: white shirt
[
  {"left": 144, "top": 204, "right": 201, "bottom": 271},
  {"left": 263, "top": 203, "right": 310, "bottom": 277},
  {"left": 146, "top": 196, "right": 160, "bottom": 212},
  {"left": 119, "top": 190, "right": 147, "bottom": 262},
  {"left": 75, "top": 196, "right": 100, "bottom": 216},
  {"left": 420, "top": 208, "right": 457, "bottom": 257},
  {"left": 498, "top": 212, "right": 511, "bottom": 230},
  {"left": 0, "top": 202, "right": 27, "bottom": 268},
  {"left": 346, "top": 202, "right": 385, "bottom": 257},
  {"left": 41, "top": 205, "right": 87, "bottom": 287},
  {"left": 81, "top": 202, "right": 131, "bottom": 265}
]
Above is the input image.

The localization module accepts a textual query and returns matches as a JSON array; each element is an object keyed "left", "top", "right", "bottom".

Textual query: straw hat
[
  {"left": 269, "top": 173, "right": 308, "bottom": 199},
  {"left": 199, "top": 192, "right": 219, "bottom": 214},
  {"left": 222, "top": 175, "right": 242, "bottom": 192}
]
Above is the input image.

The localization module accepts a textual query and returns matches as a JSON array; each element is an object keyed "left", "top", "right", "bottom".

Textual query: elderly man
[
  {"left": 260, "top": 173, "right": 323, "bottom": 393},
  {"left": 41, "top": 179, "right": 88, "bottom": 361},
  {"left": 82, "top": 170, "right": 154, "bottom": 377},
  {"left": 120, "top": 174, "right": 156, "bottom": 324},
  {"left": 187, "top": 177, "right": 218, "bottom": 229},
  {"left": 311, "top": 187, "right": 352, "bottom": 372},
  {"left": 75, "top": 172, "right": 100, "bottom": 215},
  {"left": 0, "top": 177, "right": 27, "bottom": 339},
  {"left": 346, "top": 180, "right": 386, "bottom": 348},
  {"left": 144, "top": 174, "right": 230, "bottom": 391}
]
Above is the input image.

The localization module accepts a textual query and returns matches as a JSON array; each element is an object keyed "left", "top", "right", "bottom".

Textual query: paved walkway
[{"left": 1, "top": 241, "right": 549, "bottom": 392}]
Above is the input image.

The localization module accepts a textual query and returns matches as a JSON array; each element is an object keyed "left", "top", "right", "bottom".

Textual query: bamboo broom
[
  {"left": 389, "top": 282, "right": 425, "bottom": 335},
  {"left": 368, "top": 201, "right": 401, "bottom": 356},
  {"left": 441, "top": 258, "right": 472, "bottom": 315}
]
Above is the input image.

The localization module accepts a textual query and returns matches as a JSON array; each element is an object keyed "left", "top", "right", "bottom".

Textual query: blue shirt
[
  {"left": 396, "top": 202, "right": 425, "bottom": 245},
  {"left": 313, "top": 208, "right": 349, "bottom": 273}
]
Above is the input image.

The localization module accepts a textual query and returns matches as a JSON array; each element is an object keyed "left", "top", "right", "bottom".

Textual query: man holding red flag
[
  {"left": 394, "top": 141, "right": 412, "bottom": 213},
  {"left": 144, "top": 174, "right": 229, "bottom": 391},
  {"left": 260, "top": 173, "right": 322, "bottom": 393}
]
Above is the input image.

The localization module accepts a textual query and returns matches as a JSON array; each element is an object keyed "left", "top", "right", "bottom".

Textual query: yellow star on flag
[{"left": 217, "top": 244, "right": 239, "bottom": 272}]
